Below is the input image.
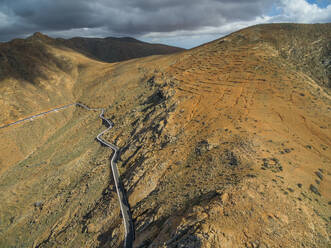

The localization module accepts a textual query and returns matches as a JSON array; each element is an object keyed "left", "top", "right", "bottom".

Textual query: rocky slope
[{"left": 0, "top": 23, "right": 330, "bottom": 248}]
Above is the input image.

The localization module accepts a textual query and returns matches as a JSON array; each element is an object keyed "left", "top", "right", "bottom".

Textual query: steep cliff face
[{"left": 0, "top": 24, "right": 330, "bottom": 248}]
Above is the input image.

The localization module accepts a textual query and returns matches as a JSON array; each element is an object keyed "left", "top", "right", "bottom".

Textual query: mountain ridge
[{"left": 25, "top": 31, "right": 185, "bottom": 63}]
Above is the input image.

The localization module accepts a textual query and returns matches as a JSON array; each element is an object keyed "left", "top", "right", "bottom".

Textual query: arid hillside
[{"left": 0, "top": 23, "right": 330, "bottom": 248}]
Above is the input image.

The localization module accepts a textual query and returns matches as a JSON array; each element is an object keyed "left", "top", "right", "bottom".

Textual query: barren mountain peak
[{"left": 28, "top": 31, "right": 52, "bottom": 41}]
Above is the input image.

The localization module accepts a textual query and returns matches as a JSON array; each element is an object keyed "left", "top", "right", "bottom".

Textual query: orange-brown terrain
[{"left": 0, "top": 23, "right": 330, "bottom": 247}]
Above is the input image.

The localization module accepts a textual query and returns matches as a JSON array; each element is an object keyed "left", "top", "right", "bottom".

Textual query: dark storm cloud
[{"left": 0, "top": 0, "right": 274, "bottom": 41}]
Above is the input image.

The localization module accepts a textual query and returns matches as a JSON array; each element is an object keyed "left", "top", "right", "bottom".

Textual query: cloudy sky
[{"left": 0, "top": 0, "right": 330, "bottom": 48}]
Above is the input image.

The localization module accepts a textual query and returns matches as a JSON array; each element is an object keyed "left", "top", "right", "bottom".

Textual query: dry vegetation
[{"left": 0, "top": 23, "right": 330, "bottom": 247}]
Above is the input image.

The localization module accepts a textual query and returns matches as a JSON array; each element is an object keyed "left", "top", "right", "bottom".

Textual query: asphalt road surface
[
  {"left": 0, "top": 103, "right": 76, "bottom": 129},
  {"left": 77, "top": 103, "right": 134, "bottom": 248},
  {"left": 0, "top": 103, "right": 135, "bottom": 247}
]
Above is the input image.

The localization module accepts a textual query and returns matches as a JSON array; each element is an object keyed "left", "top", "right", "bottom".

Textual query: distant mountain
[
  {"left": 0, "top": 32, "right": 184, "bottom": 84},
  {"left": 0, "top": 33, "right": 71, "bottom": 83},
  {"left": 24, "top": 32, "right": 184, "bottom": 63},
  {"left": 53, "top": 36, "right": 184, "bottom": 63}
]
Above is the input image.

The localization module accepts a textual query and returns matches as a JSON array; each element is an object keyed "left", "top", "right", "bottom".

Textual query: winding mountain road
[
  {"left": 0, "top": 103, "right": 134, "bottom": 248},
  {"left": 76, "top": 103, "right": 134, "bottom": 248}
]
